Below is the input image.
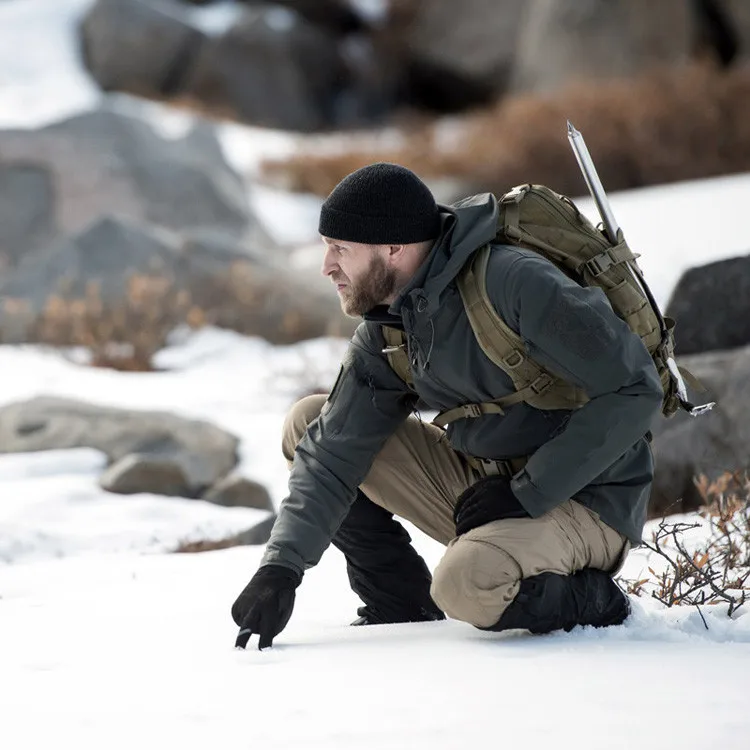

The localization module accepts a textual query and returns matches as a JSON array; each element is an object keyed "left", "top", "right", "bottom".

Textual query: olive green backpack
[{"left": 382, "top": 184, "right": 713, "bottom": 428}]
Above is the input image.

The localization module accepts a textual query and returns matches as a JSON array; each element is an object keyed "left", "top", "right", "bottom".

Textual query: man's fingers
[
  {"left": 258, "top": 629, "right": 274, "bottom": 650},
  {"left": 235, "top": 627, "right": 253, "bottom": 649}
]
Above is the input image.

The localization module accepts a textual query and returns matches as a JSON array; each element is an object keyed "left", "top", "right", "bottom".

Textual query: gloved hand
[
  {"left": 231, "top": 564, "right": 302, "bottom": 650},
  {"left": 453, "top": 474, "right": 530, "bottom": 536}
]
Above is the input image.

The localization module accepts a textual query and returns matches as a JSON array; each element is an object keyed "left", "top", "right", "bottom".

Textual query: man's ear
[{"left": 387, "top": 244, "right": 407, "bottom": 264}]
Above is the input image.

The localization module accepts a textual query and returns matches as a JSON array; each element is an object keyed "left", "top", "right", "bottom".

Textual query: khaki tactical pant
[{"left": 284, "top": 395, "right": 630, "bottom": 629}]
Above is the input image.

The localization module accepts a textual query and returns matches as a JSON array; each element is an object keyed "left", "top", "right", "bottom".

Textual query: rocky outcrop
[
  {"left": 510, "top": 0, "right": 694, "bottom": 94},
  {"left": 665, "top": 254, "right": 750, "bottom": 356},
  {"left": 183, "top": 5, "right": 347, "bottom": 131},
  {"left": 0, "top": 108, "right": 251, "bottom": 249},
  {"left": 649, "top": 344, "right": 750, "bottom": 517}
]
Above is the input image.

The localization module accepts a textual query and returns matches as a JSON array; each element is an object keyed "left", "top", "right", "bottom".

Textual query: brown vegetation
[
  {"left": 618, "top": 470, "right": 750, "bottom": 623},
  {"left": 261, "top": 62, "right": 750, "bottom": 199},
  {"left": 8, "top": 263, "right": 347, "bottom": 371}
]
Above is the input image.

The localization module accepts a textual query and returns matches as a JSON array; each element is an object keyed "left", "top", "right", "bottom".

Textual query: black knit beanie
[{"left": 318, "top": 163, "right": 441, "bottom": 244}]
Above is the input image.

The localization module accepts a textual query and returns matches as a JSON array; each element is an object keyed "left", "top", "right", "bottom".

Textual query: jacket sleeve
[
  {"left": 261, "top": 322, "right": 417, "bottom": 576},
  {"left": 490, "top": 252, "right": 664, "bottom": 518}
]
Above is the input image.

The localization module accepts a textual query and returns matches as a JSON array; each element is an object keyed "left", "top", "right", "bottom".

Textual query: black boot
[
  {"left": 488, "top": 568, "right": 630, "bottom": 635},
  {"left": 332, "top": 490, "right": 445, "bottom": 625}
]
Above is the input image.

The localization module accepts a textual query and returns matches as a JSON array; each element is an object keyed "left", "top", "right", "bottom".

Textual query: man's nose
[{"left": 321, "top": 247, "right": 337, "bottom": 277}]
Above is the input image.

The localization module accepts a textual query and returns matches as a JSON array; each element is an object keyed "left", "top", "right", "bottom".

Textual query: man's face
[{"left": 321, "top": 237, "right": 397, "bottom": 317}]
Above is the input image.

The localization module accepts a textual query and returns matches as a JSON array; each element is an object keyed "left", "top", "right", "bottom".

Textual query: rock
[
  {"left": 203, "top": 474, "right": 274, "bottom": 511},
  {"left": 100, "top": 453, "right": 192, "bottom": 496},
  {"left": 714, "top": 0, "right": 750, "bottom": 62},
  {"left": 175, "top": 514, "right": 276, "bottom": 551},
  {"left": 231, "top": 514, "right": 276, "bottom": 545},
  {"left": 665, "top": 254, "right": 750, "bottom": 355},
  {"left": 648, "top": 345, "right": 750, "bottom": 517},
  {"left": 183, "top": 6, "right": 347, "bottom": 131},
  {"left": 403, "top": 0, "right": 524, "bottom": 103},
  {"left": 511, "top": 0, "right": 693, "bottom": 94},
  {"left": 80, "top": 0, "right": 206, "bottom": 97},
  {"left": 0, "top": 165, "right": 55, "bottom": 267},
  {"left": 0, "top": 397, "right": 240, "bottom": 496},
  {"left": 241, "top": 0, "right": 365, "bottom": 34},
  {"left": 0, "top": 107, "right": 251, "bottom": 260}
]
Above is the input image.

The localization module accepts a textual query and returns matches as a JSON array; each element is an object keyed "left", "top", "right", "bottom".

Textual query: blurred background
[{"left": 1, "top": 0, "right": 749, "bottom": 552}]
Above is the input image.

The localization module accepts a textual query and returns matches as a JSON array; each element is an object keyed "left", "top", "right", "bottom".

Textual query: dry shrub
[
  {"left": 17, "top": 260, "right": 350, "bottom": 371},
  {"left": 618, "top": 469, "right": 750, "bottom": 624},
  {"left": 29, "top": 275, "right": 193, "bottom": 371},
  {"left": 262, "top": 62, "right": 750, "bottom": 198}
]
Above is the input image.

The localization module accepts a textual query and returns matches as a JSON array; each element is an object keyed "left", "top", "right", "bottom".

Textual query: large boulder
[
  {"left": 80, "top": 0, "right": 206, "bottom": 97},
  {"left": 511, "top": 0, "right": 694, "bottom": 94},
  {"left": 0, "top": 107, "right": 252, "bottom": 265},
  {"left": 648, "top": 344, "right": 750, "bottom": 517},
  {"left": 0, "top": 397, "right": 240, "bottom": 497},
  {"left": 665, "top": 254, "right": 750, "bottom": 355},
  {"left": 402, "top": 0, "right": 524, "bottom": 102},
  {"left": 183, "top": 5, "right": 347, "bottom": 131}
]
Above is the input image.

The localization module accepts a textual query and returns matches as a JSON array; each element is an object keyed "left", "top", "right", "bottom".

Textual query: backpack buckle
[
  {"left": 584, "top": 250, "right": 614, "bottom": 277},
  {"left": 502, "top": 350, "right": 525, "bottom": 369},
  {"left": 530, "top": 373, "right": 553, "bottom": 394},
  {"left": 462, "top": 404, "right": 483, "bottom": 419},
  {"left": 502, "top": 184, "right": 530, "bottom": 204}
]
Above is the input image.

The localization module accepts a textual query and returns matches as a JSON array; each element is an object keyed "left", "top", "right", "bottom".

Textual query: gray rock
[
  {"left": 404, "top": 0, "right": 524, "bottom": 94},
  {"left": 0, "top": 165, "right": 55, "bottom": 266},
  {"left": 231, "top": 514, "right": 276, "bottom": 545},
  {"left": 80, "top": 0, "right": 206, "bottom": 96},
  {"left": 511, "top": 0, "right": 693, "bottom": 94},
  {"left": 175, "top": 513, "right": 276, "bottom": 551},
  {"left": 649, "top": 345, "right": 750, "bottom": 517},
  {"left": 203, "top": 474, "right": 274, "bottom": 511},
  {"left": 100, "top": 453, "right": 192, "bottom": 496},
  {"left": 0, "top": 397, "right": 240, "bottom": 496},
  {"left": 183, "top": 6, "right": 346, "bottom": 131},
  {"left": 0, "top": 107, "right": 251, "bottom": 260},
  {"left": 665, "top": 254, "right": 750, "bottom": 355},
  {"left": 0, "top": 216, "right": 180, "bottom": 310}
]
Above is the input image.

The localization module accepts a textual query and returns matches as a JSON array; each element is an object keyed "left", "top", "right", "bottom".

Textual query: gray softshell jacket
[{"left": 262, "top": 193, "right": 664, "bottom": 576}]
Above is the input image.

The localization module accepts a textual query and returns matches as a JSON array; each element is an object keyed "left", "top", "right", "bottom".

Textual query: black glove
[
  {"left": 231, "top": 564, "right": 302, "bottom": 650},
  {"left": 453, "top": 475, "right": 530, "bottom": 536}
]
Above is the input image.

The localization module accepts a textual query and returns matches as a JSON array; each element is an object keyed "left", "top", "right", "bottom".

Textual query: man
[{"left": 232, "top": 163, "right": 663, "bottom": 649}]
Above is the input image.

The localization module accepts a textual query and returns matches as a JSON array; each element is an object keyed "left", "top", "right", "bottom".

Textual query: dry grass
[{"left": 261, "top": 61, "right": 750, "bottom": 199}]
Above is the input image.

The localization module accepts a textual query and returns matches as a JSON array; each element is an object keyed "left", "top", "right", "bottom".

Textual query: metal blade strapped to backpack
[{"left": 382, "top": 123, "right": 715, "bottom": 428}]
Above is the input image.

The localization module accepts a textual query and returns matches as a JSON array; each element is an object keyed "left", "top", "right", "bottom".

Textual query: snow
[{"left": 1, "top": 2, "right": 750, "bottom": 748}]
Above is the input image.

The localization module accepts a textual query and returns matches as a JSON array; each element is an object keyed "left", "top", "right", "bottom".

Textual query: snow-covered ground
[{"left": 2, "top": 2, "right": 750, "bottom": 749}]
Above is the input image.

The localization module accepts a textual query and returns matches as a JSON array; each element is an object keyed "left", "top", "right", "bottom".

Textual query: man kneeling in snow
[{"left": 231, "top": 163, "right": 663, "bottom": 649}]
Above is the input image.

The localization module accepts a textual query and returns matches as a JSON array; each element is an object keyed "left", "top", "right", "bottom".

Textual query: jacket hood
[{"left": 390, "top": 192, "right": 499, "bottom": 317}]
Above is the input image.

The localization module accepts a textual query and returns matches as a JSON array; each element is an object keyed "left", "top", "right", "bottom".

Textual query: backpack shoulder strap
[
  {"left": 456, "top": 244, "right": 564, "bottom": 409},
  {"left": 381, "top": 325, "right": 412, "bottom": 386},
  {"left": 432, "top": 243, "right": 587, "bottom": 428}
]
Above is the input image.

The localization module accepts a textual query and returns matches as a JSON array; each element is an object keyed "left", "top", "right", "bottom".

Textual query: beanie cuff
[{"left": 318, "top": 205, "right": 441, "bottom": 245}]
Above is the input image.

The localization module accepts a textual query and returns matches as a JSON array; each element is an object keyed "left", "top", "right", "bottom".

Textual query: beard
[{"left": 337, "top": 253, "right": 397, "bottom": 317}]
